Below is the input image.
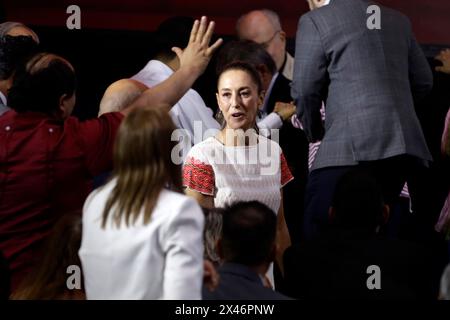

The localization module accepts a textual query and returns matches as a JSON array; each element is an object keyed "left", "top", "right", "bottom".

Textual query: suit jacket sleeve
[
  {"left": 407, "top": 21, "right": 433, "bottom": 103},
  {"left": 291, "top": 14, "right": 328, "bottom": 143}
]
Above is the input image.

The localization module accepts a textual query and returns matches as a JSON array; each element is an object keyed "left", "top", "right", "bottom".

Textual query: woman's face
[{"left": 216, "top": 69, "right": 263, "bottom": 131}]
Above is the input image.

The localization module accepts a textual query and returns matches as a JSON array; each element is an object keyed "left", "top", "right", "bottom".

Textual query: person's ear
[
  {"left": 216, "top": 92, "right": 227, "bottom": 115},
  {"left": 328, "top": 206, "right": 336, "bottom": 222},
  {"left": 6, "top": 75, "right": 14, "bottom": 91},
  {"left": 258, "top": 90, "right": 266, "bottom": 107},
  {"left": 57, "top": 93, "right": 74, "bottom": 119},
  {"left": 58, "top": 94, "right": 68, "bottom": 118},
  {"left": 381, "top": 204, "right": 390, "bottom": 224},
  {"left": 279, "top": 30, "right": 286, "bottom": 44}
]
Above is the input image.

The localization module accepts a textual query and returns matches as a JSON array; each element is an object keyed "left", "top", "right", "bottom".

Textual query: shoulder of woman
[{"left": 184, "top": 137, "right": 220, "bottom": 163}]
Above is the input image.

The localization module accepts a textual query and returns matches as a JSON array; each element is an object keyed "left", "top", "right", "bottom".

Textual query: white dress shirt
[
  {"left": 257, "top": 112, "right": 283, "bottom": 137},
  {"left": 132, "top": 60, "right": 220, "bottom": 146},
  {"left": 0, "top": 91, "right": 6, "bottom": 106},
  {"left": 79, "top": 180, "right": 205, "bottom": 300},
  {"left": 0, "top": 91, "right": 8, "bottom": 116},
  {"left": 281, "top": 52, "right": 295, "bottom": 81}
]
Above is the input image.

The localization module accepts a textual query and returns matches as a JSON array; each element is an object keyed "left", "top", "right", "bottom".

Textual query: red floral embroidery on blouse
[{"left": 183, "top": 157, "right": 215, "bottom": 195}]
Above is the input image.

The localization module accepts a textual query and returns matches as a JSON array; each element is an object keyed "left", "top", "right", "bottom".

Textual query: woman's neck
[{"left": 218, "top": 127, "right": 258, "bottom": 147}]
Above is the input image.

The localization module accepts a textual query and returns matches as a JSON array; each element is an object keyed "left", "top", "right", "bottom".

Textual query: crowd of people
[{"left": 1, "top": 0, "right": 450, "bottom": 300}]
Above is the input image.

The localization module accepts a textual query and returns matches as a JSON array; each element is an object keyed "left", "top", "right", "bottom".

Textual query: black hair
[
  {"left": 153, "top": 16, "right": 194, "bottom": 61},
  {"left": 215, "top": 40, "right": 277, "bottom": 77},
  {"left": 331, "top": 169, "right": 385, "bottom": 230},
  {"left": 221, "top": 201, "right": 276, "bottom": 266},
  {"left": 0, "top": 35, "right": 38, "bottom": 80},
  {"left": 217, "top": 60, "right": 263, "bottom": 94},
  {"left": 8, "top": 53, "right": 76, "bottom": 115}
]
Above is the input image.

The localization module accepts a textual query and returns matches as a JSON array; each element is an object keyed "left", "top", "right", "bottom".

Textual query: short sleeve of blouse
[
  {"left": 280, "top": 152, "right": 294, "bottom": 187},
  {"left": 182, "top": 144, "right": 215, "bottom": 196}
]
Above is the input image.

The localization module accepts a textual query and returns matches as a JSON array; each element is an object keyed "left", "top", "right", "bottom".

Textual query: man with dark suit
[
  {"left": 203, "top": 201, "right": 290, "bottom": 300},
  {"left": 283, "top": 169, "right": 436, "bottom": 299},
  {"left": 291, "top": 0, "right": 433, "bottom": 240}
]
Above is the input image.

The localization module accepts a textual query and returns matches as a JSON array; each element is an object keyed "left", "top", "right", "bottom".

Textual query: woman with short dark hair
[{"left": 183, "top": 62, "right": 292, "bottom": 278}]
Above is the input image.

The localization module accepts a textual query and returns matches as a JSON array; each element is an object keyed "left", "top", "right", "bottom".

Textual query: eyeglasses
[{"left": 260, "top": 30, "right": 281, "bottom": 49}]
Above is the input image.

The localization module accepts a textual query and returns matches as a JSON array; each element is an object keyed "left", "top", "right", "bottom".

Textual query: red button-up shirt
[{"left": 0, "top": 110, "right": 123, "bottom": 291}]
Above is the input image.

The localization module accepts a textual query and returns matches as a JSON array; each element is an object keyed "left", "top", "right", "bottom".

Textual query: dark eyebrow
[{"left": 219, "top": 86, "right": 252, "bottom": 92}]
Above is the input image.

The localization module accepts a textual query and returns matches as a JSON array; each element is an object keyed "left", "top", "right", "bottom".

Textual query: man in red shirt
[{"left": 0, "top": 17, "right": 222, "bottom": 292}]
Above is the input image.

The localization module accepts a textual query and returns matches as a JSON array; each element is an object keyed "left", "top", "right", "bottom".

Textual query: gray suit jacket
[{"left": 291, "top": 0, "right": 433, "bottom": 170}]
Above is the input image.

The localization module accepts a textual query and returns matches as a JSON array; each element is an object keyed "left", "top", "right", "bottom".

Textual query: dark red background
[{"left": 4, "top": 0, "right": 450, "bottom": 44}]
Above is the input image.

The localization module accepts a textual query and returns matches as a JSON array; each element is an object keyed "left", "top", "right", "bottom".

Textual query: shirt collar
[
  {"left": 219, "top": 263, "right": 265, "bottom": 285},
  {"left": 262, "top": 72, "right": 279, "bottom": 113},
  {"left": 0, "top": 91, "right": 7, "bottom": 106},
  {"left": 324, "top": 0, "right": 331, "bottom": 5},
  {"left": 144, "top": 59, "right": 174, "bottom": 77},
  {"left": 154, "top": 59, "right": 175, "bottom": 76}
]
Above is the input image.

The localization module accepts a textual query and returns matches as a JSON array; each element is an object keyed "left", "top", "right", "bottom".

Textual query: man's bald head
[
  {"left": 8, "top": 52, "right": 76, "bottom": 118},
  {"left": 236, "top": 9, "right": 286, "bottom": 71},
  {"left": 0, "top": 22, "right": 40, "bottom": 44},
  {"left": 25, "top": 52, "right": 73, "bottom": 75},
  {"left": 99, "top": 79, "right": 148, "bottom": 116}
]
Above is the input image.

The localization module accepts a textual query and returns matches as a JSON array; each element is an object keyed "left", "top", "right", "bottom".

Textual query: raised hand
[
  {"left": 124, "top": 16, "right": 223, "bottom": 115},
  {"left": 435, "top": 49, "right": 450, "bottom": 74},
  {"left": 274, "top": 101, "right": 296, "bottom": 121},
  {"left": 172, "top": 16, "right": 223, "bottom": 76}
]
